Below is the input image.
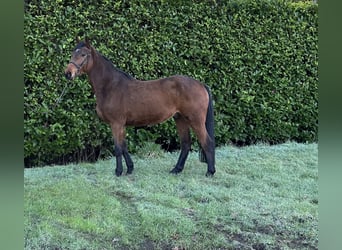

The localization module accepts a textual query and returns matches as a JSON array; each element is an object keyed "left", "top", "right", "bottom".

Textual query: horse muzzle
[
  {"left": 65, "top": 71, "right": 73, "bottom": 80},
  {"left": 64, "top": 64, "right": 77, "bottom": 80}
]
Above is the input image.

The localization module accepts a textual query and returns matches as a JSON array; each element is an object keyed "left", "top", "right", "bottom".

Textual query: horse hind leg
[
  {"left": 192, "top": 123, "right": 215, "bottom": 176},
  {"left": 170, "top": 114, "right": 191, "bottom": 174}
]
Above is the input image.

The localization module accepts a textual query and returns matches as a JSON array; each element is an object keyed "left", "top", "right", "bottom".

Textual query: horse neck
[{"left": 87, "top": 52, "right": 118, "bottom": 93}]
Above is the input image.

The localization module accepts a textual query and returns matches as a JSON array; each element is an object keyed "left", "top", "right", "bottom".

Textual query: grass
[{"left": 24, "top": 142, "right": 318, "bottom": 249}]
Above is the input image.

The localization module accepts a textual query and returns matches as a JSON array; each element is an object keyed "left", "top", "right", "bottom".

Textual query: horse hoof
[
  {"left": 126, "top": 169, "right": 133, "bottom": 175},
  {"left": 170, "top": 167, "right": 182, "bottom": 175},
  {"left": 205, "top": 171, "right": 215, "bottom": 177},
  {"left": 115, "top": 170, "right": 123, "bottom": 177}
]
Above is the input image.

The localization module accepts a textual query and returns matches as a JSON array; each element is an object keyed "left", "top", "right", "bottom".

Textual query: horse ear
[
  {"left": 76, "top": 31, "right": 84, "bottom": 44},
  {"left": 85, "top": 37, "right": 91, "bottom": 48}
]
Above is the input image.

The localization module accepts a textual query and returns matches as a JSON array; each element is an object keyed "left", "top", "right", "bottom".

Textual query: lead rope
[{"left": 54, "top": 81, "right": 69, "bottom": 107}]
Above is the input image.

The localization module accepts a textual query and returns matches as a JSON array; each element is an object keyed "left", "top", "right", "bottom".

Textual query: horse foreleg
[
  {"left": 114, "top": 144, "right": 124, "bottom": 176},
  {"left": 170, "top": 114, "right": 191, "bottom": 174},
  {"left": 122, "top": 140, "right": 134, "bottom": 174},
  {"left": 111, "top": 123, "right": 125, "bottom": 176}
]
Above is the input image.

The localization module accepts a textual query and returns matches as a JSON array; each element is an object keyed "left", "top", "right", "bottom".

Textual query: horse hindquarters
[{"left": 176, "top": 82, "right": 215, "bottom": 176}]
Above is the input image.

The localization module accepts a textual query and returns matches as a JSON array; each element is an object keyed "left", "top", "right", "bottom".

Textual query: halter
[{"left": 69, "top": 53, "right": 90, "bottom": 73}]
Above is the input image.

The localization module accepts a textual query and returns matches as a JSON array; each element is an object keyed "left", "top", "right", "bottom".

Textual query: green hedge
[{"left": 24, "top": 0, "right": 318, "bottom": 167}]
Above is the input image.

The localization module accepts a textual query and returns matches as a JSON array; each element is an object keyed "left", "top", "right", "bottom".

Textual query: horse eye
[{"left": 81, "top": 53, "right": 86, "bottom": 57}]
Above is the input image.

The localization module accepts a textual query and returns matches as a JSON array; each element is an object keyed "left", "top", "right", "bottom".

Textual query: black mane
[{"left": 101, "top": 55, "right": 134, "bottom": 80}]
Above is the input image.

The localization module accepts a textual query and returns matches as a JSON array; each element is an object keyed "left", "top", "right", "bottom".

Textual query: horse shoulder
[{"left": 94, "top": 82, "right": 127, "bottom": 123}]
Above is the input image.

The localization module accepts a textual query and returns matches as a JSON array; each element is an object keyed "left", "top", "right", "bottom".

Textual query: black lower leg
[
  {"left": 170, "top": 147, "right": 190, "bottom": 174},
  {"left": 204, "top": 139, "right": 215, "bottom": 176},
  {"left": 170, "top": 139, "right": 191, "bottom": 174},
  {"left": 122, "top": 141, "right": 134, "bottom": 174},
  {"left": 171, "top": 115, "right": 191, "bottom": 174},
  {"left": 114, "top": 145, "right": 123, "bottom": 176}
]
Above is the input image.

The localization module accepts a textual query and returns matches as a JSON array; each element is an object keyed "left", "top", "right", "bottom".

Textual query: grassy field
[{"left": 24, "top": 142, "right": 318, "bottom": 249}]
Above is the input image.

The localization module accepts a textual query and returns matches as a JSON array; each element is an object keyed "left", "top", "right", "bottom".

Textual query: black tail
[{"left": 199, "top": 85, "right": 215, "bottom": 163}]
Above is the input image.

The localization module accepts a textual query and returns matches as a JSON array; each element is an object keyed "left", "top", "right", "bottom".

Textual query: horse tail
[{"left": 199, "top": 85, "right": 215, "bottom": 163}]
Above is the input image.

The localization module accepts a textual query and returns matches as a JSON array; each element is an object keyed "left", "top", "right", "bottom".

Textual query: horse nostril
[{"left": 65, "top": 71, "right": 71, "bottom": 80}]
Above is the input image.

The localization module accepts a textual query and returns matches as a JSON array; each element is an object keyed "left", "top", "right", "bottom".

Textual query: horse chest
[
  {"left": 95, "top": 101, "right": 120, "bottom": 123},
  {"left": 95, "top": 104, "right": 108, "bottom": 122}
]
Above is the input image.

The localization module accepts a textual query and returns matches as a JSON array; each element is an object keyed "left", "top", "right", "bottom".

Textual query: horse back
[
  {"left": 135, "top": 75, "right": 208, "bottom": 109},
  {"left": 97, "top": 75, "right": 209, "bottom": 126},
  {"left": 123, "top": 75, "right": 207, "bottom": 126}
]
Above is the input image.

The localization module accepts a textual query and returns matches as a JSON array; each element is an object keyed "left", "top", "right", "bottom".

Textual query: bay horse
[{"left": 64, "top": 38, "right": 215, "bottom": 176}]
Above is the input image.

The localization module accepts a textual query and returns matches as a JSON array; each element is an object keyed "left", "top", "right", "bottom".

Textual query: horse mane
[
  {"left": 99, "top": 53, "right": 134, "bottom": 80},
  {"left": 75, "top": 42, "right": 134, "bottom": 80}
]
